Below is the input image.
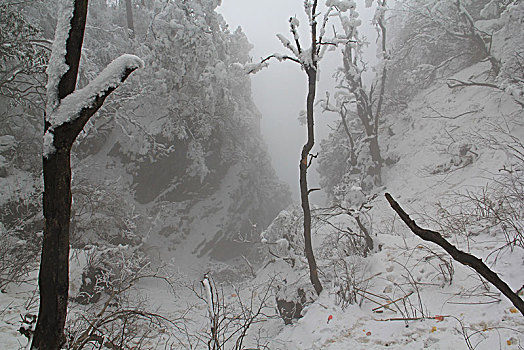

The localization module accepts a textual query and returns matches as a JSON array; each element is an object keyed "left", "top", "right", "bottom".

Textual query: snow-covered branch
[
  {"left": 276, "top": 33, "right": 300, "bottom": 57},
  {"left": 44, "top": 54, "right": 143, "bottom": 158},
  {"left": 47, "top": 54, "right": 144, "bottom": 128},
  {"left": 45, "top": 1, "right": 74, "bottom": 117},
  {"left": 244, "top": 54, "right": 301, "bottom": 74},
  {"left": 289, "top": 16, "right": 302, "bottom": 54}
]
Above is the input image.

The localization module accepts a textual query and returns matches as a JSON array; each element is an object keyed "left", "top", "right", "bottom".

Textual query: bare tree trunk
[
  {"left": 125, "top": 0, "right": 135, "bottom": 38},
  {"left": 339, "top": 107, "right": 357, "bottom": 166},
  {"left": 300, "top": 67, "right": 323, "bottom": 296},
  {"left": 385, "top": 193, "right": 524, "bottom": 316},
  {"left": 32, "top": 1, "right": 141, "bottom": 348},
  {"left": 33, "top": 147, "right": 73, "bottom": 349},
  {"left": 32, "top": 2, "right": 88, "bottom": 348}
]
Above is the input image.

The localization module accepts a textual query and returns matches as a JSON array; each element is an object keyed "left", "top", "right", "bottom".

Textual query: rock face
[
  {"left": 67, "top": 0, "right": 292, "bottom": 261},
  {"left": 0, "top": 0, "right": 291, "bottom": 263}
]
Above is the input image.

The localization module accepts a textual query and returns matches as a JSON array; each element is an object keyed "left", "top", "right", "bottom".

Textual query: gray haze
[{"left": 218, "top": 0, "right": 377, "bottom": 202}]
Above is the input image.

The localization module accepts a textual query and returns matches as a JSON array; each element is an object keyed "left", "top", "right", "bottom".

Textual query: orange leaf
[
  {"left": 509, "top": 308, "right": 518, "bottom": 314},
  {"left": 431, "top": 326, "right": 437, "bottom": 333}
]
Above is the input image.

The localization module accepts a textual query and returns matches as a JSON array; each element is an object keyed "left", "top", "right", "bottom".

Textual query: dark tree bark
[
  {"left": 301, "top": 65, "right": 322, "bottom": 296},
  {"left": 247, "top": 0, "right": 324, "bottom": 296},
  {"left": 125, "top": 0, "right": 135, "bottom": 38},
  {"left": 31, "top": 1, "right": 141, "bottom": 348},
  {"left": 32, "top": 2, "right": 88, "bottom": 348},
  {"left": 299, "top": 0, "right": 322, "bottom": 296},
  {"left": 385, "top": 193, "right": 524, "bottom": 316}
]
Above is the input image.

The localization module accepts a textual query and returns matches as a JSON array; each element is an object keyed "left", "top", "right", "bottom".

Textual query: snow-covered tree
[
  {"left": 71, "top": 0, "right": 290, "bottom": 257},
  {"left": 384, "top": 0, "right": 513, "bottom": 106},
  {"left": 32, "top": 1, "right": 142, "bottom": 348},
  {"left": 319, "top": 0, "right": 388, "bottom": 204},
  {"left": 0, "top": 3, "right": 49, "bottom": 108},
  {"left": 248, "top": 0, "right": 361, "bottom": 295}
]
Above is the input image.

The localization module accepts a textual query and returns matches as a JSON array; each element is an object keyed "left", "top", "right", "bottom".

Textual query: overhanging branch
[{"left": 385, "top": 193, "right": 524, "bottom": 316}]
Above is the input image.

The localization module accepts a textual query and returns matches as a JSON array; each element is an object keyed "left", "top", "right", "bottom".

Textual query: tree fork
[
  {"left": 385, "top": 193, "right": 524, "bottom": 316},
  {"left": 32, "top": 1, "right": 141, "bottom": 348}
]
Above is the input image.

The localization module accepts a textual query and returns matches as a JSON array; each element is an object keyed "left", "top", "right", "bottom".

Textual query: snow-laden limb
[
  {"left": 325, "top": 0, "right": 356, "bottom": 12},
  {"left": 244, "top": 54, "right": 301, "bottom": 74},
  {"left": 290, "top": 16, "right": 300, "bottom": 43},
  {"left": 45, "top": 1, "right": 74, "bottom": 117},
  {"left": 201, "top": 274, "right": 216, "bottom": 340},
  {"left": 276, "top": 34, "right": 300, "bottom": 57},
  {"left": 47, "top": 54, "right": 144, "bottom": 128},
  {"left": 243, "top": 61, "right": 269, "bottom": 74},
  {"left": 42, "top": 131, "right": 55, "bottom": 158}
]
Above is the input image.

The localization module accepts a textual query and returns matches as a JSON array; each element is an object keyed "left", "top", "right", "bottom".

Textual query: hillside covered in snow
[{"left": 0, "top": 0, "right": 523, "bottom": 349}]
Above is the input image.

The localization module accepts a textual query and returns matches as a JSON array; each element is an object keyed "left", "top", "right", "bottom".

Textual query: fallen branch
[
  {"left": 373, "top": 317, "right": 424, "bottom": 321},
  {"left": 372, "top": 291, "right": 414, "bottom": 312},
  {"left": 446, "top": 79, "right": 499, "bottom": 89},
  {"left": 385, "top": 193, "right": 524, "bottom": 316},
  {"left": 374, "top": 315, "right": 449, "bottom": 322},
  {"left": 423, "top": 107, "right": 481, "bottom": 120}
]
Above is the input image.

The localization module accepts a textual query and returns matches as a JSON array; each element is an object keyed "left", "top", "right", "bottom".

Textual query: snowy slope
[{"left": 259, "top": 61, "right": 524, "bottom": 349}]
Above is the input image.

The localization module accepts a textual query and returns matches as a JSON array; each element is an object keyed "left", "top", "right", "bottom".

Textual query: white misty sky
[{"left": 217, "top": 0, "right": 377, "bottom": 202}]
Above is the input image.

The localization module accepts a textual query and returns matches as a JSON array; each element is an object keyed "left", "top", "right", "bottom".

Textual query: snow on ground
[
  {"left": 1, "top": 62, "right": 523, "bottom": 349},
  {"left": 0, "top": 273, "right": 39, "bottom": 349},
  {"left": 261, "top": 61, "right": 524, "bottom": 349}
]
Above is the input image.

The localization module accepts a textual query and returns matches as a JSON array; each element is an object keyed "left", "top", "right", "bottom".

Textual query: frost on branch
[
  {"left": 289, "top": 16, "right": 300, "bottom": 42},
  {"left": 243, "top": 61, "right": 269, "bottom": 74},
  {"left": 46, "top": 1, "right": 74, "bottom": 117},
  {"left": 43, "top": 52, "right": 144, "bottom": 157},
  {"left": 47, "top": 54, "right": 144, "bottom": 127},
  {"left": 277, "top": 34, "right": 300, "bottom": 57},
  {"left": 325, "top": 0, "right": 356, "bottom": 12}
]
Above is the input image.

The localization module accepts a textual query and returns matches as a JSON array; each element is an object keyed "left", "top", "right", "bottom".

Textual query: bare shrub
[
  {"left": 0, "top": 225, "right": 38, "bottom": 290},
  {"left": 313, "top": 199, "right": 376, "bottom": 309},
  {"left": 194, "top": 274, "right": 277, "bottom": 350},
  {"left": 431, "top": 126, "right": 523, "bottom": 252},
  {"left": 331, "top": 256, "right": 372, "bottom": 309},
  {"left": 315, "top": 202, "right": 375, "bottom": 258},
  {"left": 65, "top": 246, "right": 181, "bottom": 350},
  {"left": 0, "top": 190, "right": 41, "bottom": 289}
]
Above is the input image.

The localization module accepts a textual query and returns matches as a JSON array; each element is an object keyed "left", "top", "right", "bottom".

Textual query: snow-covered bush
[
  {"left": 0, "top": 188, "right": 41, "bottom": 289},
  {"left": 71, "top": 245, "right": 150, "bottom": 306},
  {"left": 260, "top": 206, "right": 305, "bottom": 267},
  {"left": 432, "top": 127, "right": 523, "bottom": 250},
  {"left": 314, "top": 204, "right": 375, "bottom": 308},
  {"left": 66, "top": 245, "right": 179, "bottom": 349},
  {"left": 0, "top": 222, "right": 39, "bottom": 290},
  {"left": 260, "top": 207, "right": 319, "bottom": 323},
  {"left": 386, "top": 0, "right": 500, "bottom": 109},
  {"left": 316, "top": 204, "right": 374, "bottom": 258},
  {"left": 428, "top": 141, "right": 478, "bottom": 175},
  {"left": 70, "top": 179, "right": 144, "bottom": 249}
]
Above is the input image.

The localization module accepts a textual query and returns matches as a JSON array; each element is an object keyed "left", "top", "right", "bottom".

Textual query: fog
[{"left": 218, "top": 0, "right": 377, "bottom": 202}]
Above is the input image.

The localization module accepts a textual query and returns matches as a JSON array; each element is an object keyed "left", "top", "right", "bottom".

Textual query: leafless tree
[{"left": 32, "top": 1, "right": 142, "bottom": 348}]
